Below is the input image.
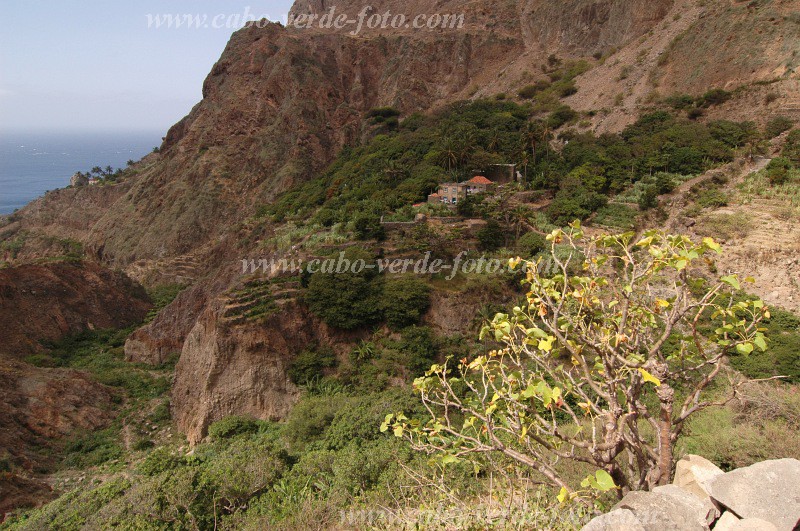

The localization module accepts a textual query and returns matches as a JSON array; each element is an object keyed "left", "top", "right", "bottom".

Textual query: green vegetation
[
  {"left": 265, "top": 98, "right": 759, "bottom": 233},
  {"left": 384, "top": 227, "right": 772, "bottom": 498}
]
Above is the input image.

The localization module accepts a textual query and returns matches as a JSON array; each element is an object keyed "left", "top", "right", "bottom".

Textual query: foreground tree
[{"left": 384, "top": 224, "right": 770, "bottom": 502}]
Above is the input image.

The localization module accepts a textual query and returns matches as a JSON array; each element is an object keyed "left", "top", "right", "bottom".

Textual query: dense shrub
[
  {"left": 765, "top": 157, "right": 793, "bottom": 185},
  {"left": 699, "top": 88, "right": 732, "bottom": 107},
  {"left": 638, "top": 185, "right": 659, "bottom": 210},
  {"left": 783, "top": 129, "right": 800, "bottom": 164},
  {"left": 382, "top": 277, "right": 431, "bottom": 330},
  {"left": 476, "top": 220, "right": 505, "bottom": 251},
  {"left": 208, "top": 416, "right": 265, "bottom": 440},
  {"left": 709, "top": 120, "right": 758, "bottom": 148},
  {"left": 515, "top": 231, "right": 547, "bottom": 257},
  {"left": 305, "top": 249, "right": 383, "bottom": 329},
  {"left": 765, "top": 116, "right": 794, "bottom": 138},
  {"left": 518, "top": 81, "right": 551, "bottom": 99},
  {"left": 352, "top": 212, "right": 386, "bottom": 241},
  {"left": 288, "top": 348, "right": 338, "bottom": 386},
  {"left": 547, "top": 105, "right": 578, "bottom": 129},
  {"left": 137, "top": 447, "right": 183, "bottom": 476}
]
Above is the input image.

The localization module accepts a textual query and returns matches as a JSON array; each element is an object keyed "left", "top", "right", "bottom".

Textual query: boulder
[
  {"left": 581, "top": 508, "right": 644, "bottom": 531},
  {"left": 612, "top": 490, "right": 710, "bottom": 530},
  {"left": 673, "top": 454, "right": 724, "bottom": 506},
  {"left": 706, "top": 458, "right": 800, "bottom": 531},
  {"left": 730, "top": 518, "right": 779, "bottom": 531},
  {"left": 652, "top": 484, "right": 718, "bottom": 525},
  {"left": 714, "top": 511, "right": 741, "bottom": 531}
]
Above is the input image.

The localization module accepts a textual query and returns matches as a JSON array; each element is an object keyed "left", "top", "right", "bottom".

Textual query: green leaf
[
  {"left": 441, "top": 454, "right": 459, "bottom": 466},
  {"left": 754, "top": 334, "right": 767, "bottom": 352},
  {"left": 557, "top": 486, "right": 570, "bottom": 504},
  {"left": 393, "top": 425, "right": 404, "bottom": 437},
  {"left": 594, "top": 470, "right": 616, "bottom": 491},
  {"left": 736, "top": 343, "right": 754, "bottom": 355},
  {"left": 720, "top": 275, "right": 740, "bottom": 290}
]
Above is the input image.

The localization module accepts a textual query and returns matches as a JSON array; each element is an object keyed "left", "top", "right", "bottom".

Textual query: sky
[{"left": 0, "top": 0, "right": 295, "bottom": 133}]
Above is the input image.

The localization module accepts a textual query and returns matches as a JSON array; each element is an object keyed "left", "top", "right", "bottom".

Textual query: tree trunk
[{"left": 656, "top": 383, "right": 675, "bottom": 486}]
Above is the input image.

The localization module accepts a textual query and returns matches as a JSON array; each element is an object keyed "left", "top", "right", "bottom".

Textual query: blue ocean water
[{"left": 0, "top": 131, "right": 164, "bottom": 215}]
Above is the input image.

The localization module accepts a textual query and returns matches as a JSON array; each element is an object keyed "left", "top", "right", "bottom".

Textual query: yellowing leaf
[
  {"left": 538, "top": 337, "right": 555, "bottom": 352},
  {"left": 638, "top": 368, "right": 661, "bottom": 387}
]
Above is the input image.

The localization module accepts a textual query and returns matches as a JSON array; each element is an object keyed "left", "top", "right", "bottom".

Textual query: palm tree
[{"left": 438, "top": 136, "right": 459, "bottom": 175}]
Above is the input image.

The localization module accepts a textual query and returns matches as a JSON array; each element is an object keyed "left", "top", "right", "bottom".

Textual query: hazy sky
[{"left": 0, "top": 1, "right": 295, "bottom": 133}]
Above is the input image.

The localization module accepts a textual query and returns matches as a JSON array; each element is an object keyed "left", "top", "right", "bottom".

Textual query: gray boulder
[
  {"left": 714, "top": 511, "right": 741, "bottom": 531},
  {"left": 612, "top": 489, "right": 710, "bottom": 530},
  {"left": 653, "top": 484, "right": 718, "bottom": 525},
  {"left": 730, "top": 518, "right": 779, "bottom": 530},
  {"left": 673, "top": 454, "right": 724, "bottom": 507},
  {"left": 581, "top": 508, "right": 644, "bottom": 531},
  {"left": 705, "top": 458, "right": 800, "bottom": 531}
]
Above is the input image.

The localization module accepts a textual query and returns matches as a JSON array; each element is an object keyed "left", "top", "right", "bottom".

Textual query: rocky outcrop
[
  {"left": 125, "top": 285, "right": 208, "bottom": 365},
  {"left": 0, "top": 261, "right": 151, "bottom": 358},
  {"left": 171, "top": 298, "right": 364, "bottom": 444},
  {"left": 0, "top": 357, "right": 116, "bottom": 514},
  {"left": 582, "top": 456, "right": 800, "bottom": 531}
]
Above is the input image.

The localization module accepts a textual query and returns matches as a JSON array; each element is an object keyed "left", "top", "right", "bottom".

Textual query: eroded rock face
[
  {"left": 171, "top": 299, "right": 362, "bottom": 444},
  {"left": 0, "top": 261, "right": 151, "bottom": 358},
  {"left": 0, "top": 261, "right": 149, "bottom": 514}
]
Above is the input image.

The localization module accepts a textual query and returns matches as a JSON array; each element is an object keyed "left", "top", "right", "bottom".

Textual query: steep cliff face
[
  {"left": 172, "top": 298, "right": 366, "bottom": 443},
  {"left": 0, "top": 262, "right": 150, "bottom": 358}
]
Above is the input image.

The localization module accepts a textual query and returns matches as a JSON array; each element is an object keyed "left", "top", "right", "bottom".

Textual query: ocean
[{"left": 0, "top": 130, "right": 164, "bottom": 215}]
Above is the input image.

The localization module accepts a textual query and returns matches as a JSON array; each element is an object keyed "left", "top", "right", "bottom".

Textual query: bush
[
  {"left": 638, "top": 185, "right": 659, "bottom": 210},
  {"left": 783, "top": 129, "right": 800, "bottom": 164},
  {"left": 515, "top": 231, "right": 547, "bottom": 257},
  {"left": 653, "top": 172, "right": 678, "bottom": 194},
  {"left": 137, "top": 447, "right": 183, "bottom": 476},
  {"left": 396, "top": 326, "right": 438, "bottom": 375},
  {"left": 695, "top": 188, "right": 729, "bottom": 208},
  {"left": 381, "top": 277, "right": 431, "bottom": 330},
  {"left": 62, "top": 429, "right": 123, "bottom": 468},
  {"left": 517, "top": 81, "right": 551, "bottom": 99},
  {"left": 352, "top": 212, "right": 386, "bottom": 241},
  {"left": 476, "top": 220, "right": 505, "bottom": 251},
  {"left": 547, "top": 105, "right": 578, "bottom": 129},
  {"left": 699, "top": 88, "right": 732, "bottom": 107},
  {"left": 305, "top": 249, "right": 383, "bottom": 329},
  {"left": 765, "top": 116, "right": 794, "bottom": 138},
  {"left": 765, "top": 157, "right": 793, "bottom": 185},
  {"left": 664, "top": 93, "right": 695, "bottom": 110},
  {"left": 208, "top": 415, "right": 265, "bottom": 440},
  {"left": 288, "top": 348, "right": 337, "bottom": 386}
]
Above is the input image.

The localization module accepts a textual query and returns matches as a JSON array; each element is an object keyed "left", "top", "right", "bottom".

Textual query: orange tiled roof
[{"left": 467, "top": 176, "right": 493, "bottom": 185}]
